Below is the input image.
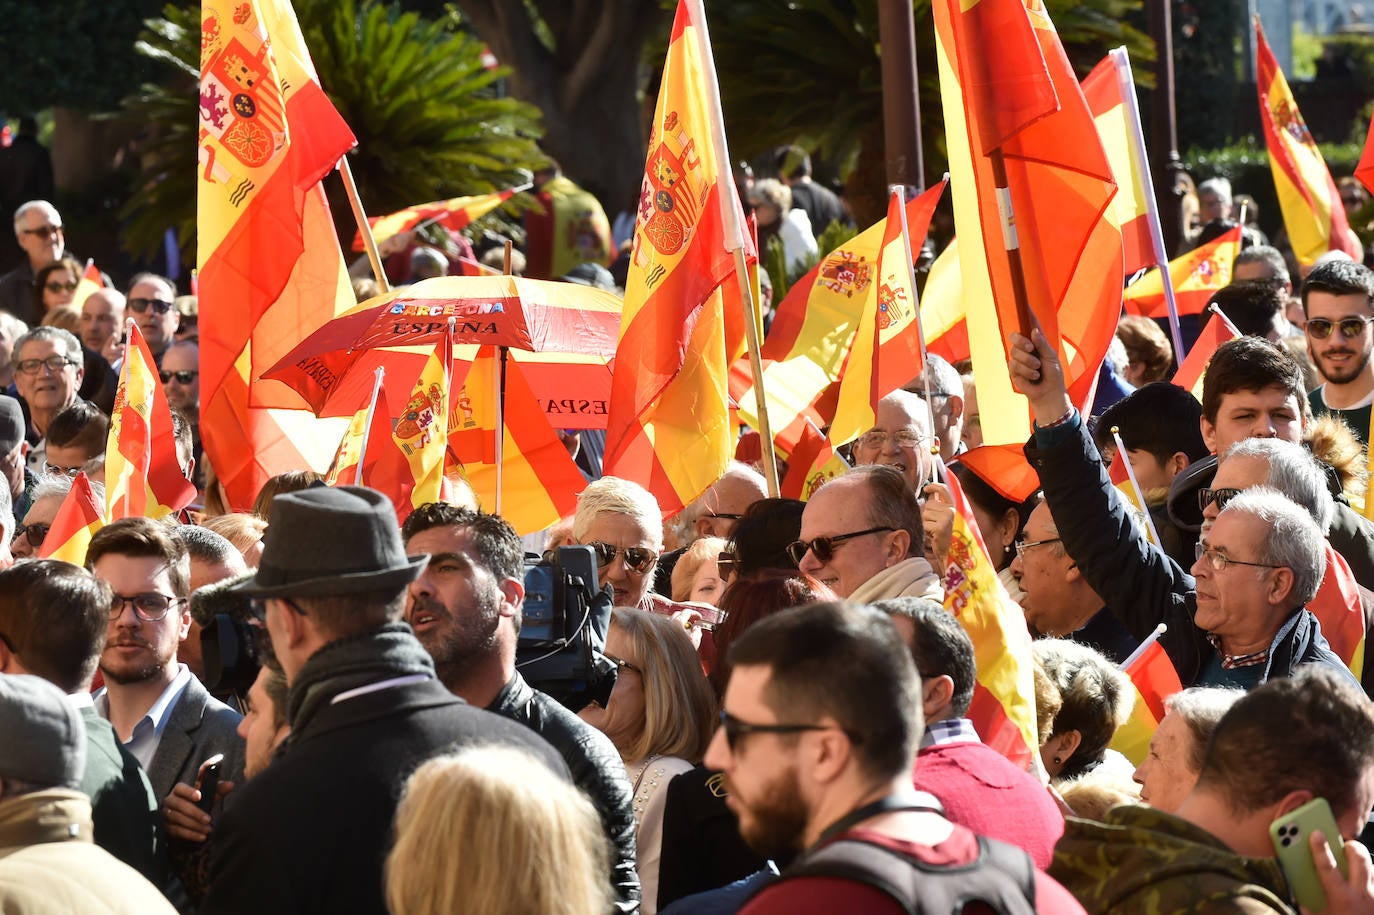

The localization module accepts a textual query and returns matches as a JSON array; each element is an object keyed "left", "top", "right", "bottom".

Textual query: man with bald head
[
  {"left": 81, "top": 288, "right": 125, "bottom": 361},
  {"left": 692, "top": 461, "right": 768, "bottom": 540},
  {"left": 849, "top": 389, "right": 937, "bottom": 495}
]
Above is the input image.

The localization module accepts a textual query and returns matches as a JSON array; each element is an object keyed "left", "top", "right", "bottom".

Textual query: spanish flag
[
  {"left": 921, "top": 239, "right": 971, "bottom": 365},
  {"left": 393, "top": 322, "right": 453, "bottom": 514},
  {"left": 779, "top": 418, "right": 849, "bottom": 502},
  {"left": 1256, "top": 18, "right": 1362, "bottom": 267},
  {"left": 105, "top": 323, "right": 197, "bottom": 520},
  {"left": 1170, "top": 307, "right": 1240, "bottom": 401},
  {"left": 1308, "top": 545, "right": 1366, "bottom": 680},
  {"left": 353, "top": 189, "right": 520, "bottom": 253},
  {"left": 943, "top": 471, "right": 1039, "bottom": 768},
  {"left": 1082, "top": 50, "right": 1154, "bottom": 276},
  {"left": 39, "top": 472, "right": 105, "bottom": 564},
  {"left": 603, "top": 0, "right": 752, "bottom": 516},
  {"left": 73, "top": 261, "right": 104, "bottom": 308},
  {"left": 1123, "top": 226, "right": 1241, "bottom": 319},
  {"left": 831, "top": 181, "right": 946, "bottom": 448},
  {"left": 934, "top": 0, "right": 1123, "bottom": 446},
  {"left": 197, "top": 0, "right": 359, "bottom": 509},
  {"left": 326, "top": 386, "right": 416, "bottom": 521},
  {"left": 1110, "top": 626, "right": 1183, "bottom": 765}
]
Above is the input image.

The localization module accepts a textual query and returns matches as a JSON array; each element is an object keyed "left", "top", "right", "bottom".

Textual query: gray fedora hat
[{"left": 230, "top": 485, "right": 427, "bottom": 598}]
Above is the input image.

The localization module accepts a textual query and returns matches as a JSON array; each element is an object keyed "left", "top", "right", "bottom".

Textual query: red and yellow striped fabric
[
  {"left": 1110, "top": 635, "right": 1183, "bottom": 765},
  {"left": 352, "top": 189, "right": 518, "bottom": 253},
  {"left": 39, "top": 472, "right": 105, "bottom": 564},
  {"left": 393, "top": 322, "right": 453, "bottom": 514},
  {"left": 1082, "top": 52, "right": 1153, "bottom": 275},
  {"left": 1123, "top": 226, "right": 1241, "bottom": 320}
]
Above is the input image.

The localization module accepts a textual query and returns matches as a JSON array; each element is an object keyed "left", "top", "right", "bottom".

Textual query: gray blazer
[{"left": 144, "top": 674, "right": 246, "bottom": 803}]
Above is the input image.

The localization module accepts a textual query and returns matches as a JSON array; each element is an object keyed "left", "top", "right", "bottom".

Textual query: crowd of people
[{"left": 5, "top": 155, "right": 1374, "bottom": 915}]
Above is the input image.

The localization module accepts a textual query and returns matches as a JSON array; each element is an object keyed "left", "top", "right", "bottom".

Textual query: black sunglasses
[
  {"left": 1197, "top": 487, "right": 1243, "bottom": 513},
  {"left": 44, "top": 280, "right": 78, "bottom": 294},
  {"left": 785, "top": 526, "right": 896, "bottom": 566},
  {"left": 12, "top": 522, "right": 49, "bottom": 548},
  {"left": 586, "top": 541, "right": 658, "bottom": 574},
  {"left": 717, "top": 550, "right": 739, "bottom": 577},
  {"left": 159, "top": 370, "right": 199, "bottom": 385},
  {"left": 717, "top": 710, "right": 859, "bottom": 751},
  {"left": 128, "top": 296, "right": 175, "bottom": 315},
  {"left": 1306, "top": 316, "right": 1374, "bottom": 340}
]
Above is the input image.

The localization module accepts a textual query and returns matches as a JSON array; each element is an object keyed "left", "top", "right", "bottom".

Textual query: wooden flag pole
[
  {"left": 354, "top": 366, "right": 386, "bottom": 487},
  {"left": 339, "top": 156, "right": 391, "bottom": 294},
  {"left": 988, "top": 150, "right": 1036, "bottom": 340},
  {"left": 734, "top": 250, "right": 781, "bottom": 497}
]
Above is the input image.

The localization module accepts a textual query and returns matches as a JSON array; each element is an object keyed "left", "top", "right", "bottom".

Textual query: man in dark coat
[{"left": 202, "top": 485, "right": 566, "bottom": 915}]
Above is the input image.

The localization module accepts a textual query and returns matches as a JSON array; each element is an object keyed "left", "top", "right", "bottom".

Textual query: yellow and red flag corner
[
  {"left": 779, "top": 418, "right": 850, "bottom": 501},
  {"left": 353, "top": 189, "right": 520, "bottom": 253},
  {"left": 1110, "top": 627, "right": 1183, "bottom": 764},
  {"left": 105, "top": 322, "right": 196, "bottom": 521},
  {"left": 1171, "top": 308, "right": 1240, "bottom": 401},
  {"left": 73, "top": 260, "right": 104, "bottom": 308},
  {"left": 39, "top": 472, "right": 106, "bottom": 564}
]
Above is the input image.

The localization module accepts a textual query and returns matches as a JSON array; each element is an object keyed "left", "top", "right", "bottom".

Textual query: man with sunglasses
[
  {"left": 126, "top": 273, "right": 180, "bottom": 363},
  {"left": 87, "top": 517, "right": 245, "bottom": 804},
  {"left": 707, "top": 602, "right": 1083, "bottom": 914},
  {"left": 400, "top": 502, "right": 640, "bottom": 913},
  {"left": 1302, "top": 260, "right": 1374, "bottom": 447},
  {"left": 0, "top": 201, "right": 65, "bottom": 324}
]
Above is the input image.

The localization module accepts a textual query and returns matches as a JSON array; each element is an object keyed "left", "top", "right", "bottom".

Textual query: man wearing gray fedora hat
[{"left": 201, "top": 484, "right": 567, "bottom": 915}]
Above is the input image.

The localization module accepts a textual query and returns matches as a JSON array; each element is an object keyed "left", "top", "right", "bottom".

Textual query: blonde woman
[
  {"left": 670, "top": 535, "right": 728, "bottom": 606},
  {"left": 386, "top": 745, "right": 610, "bottom": 915},
  {"left": 579, "top": 607, "right": 716, "bottom": 914}
]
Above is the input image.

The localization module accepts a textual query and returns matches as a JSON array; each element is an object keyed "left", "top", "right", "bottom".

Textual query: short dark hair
[
  {"left": 1207, "top": 281, "right": 1285, "bottom": 337},
  {"left": 1200, "top": 336, "right": 1305, "bottom": 427},
  {"left": 401, "top": 503, "right": 524, "bottom": 584},
  {"left": 1195, "top": 667, "right": 1374, "bottom": 822},
  {"left": 727, "top": 601, "right": 920, "bottom": 781},
  {"left": 774, "top": 144, "right": 812, "bottom": 180},
  {"left": 0, "top": 560, "right": 111, "bottom": 692},
  {"left": 1301, "top": 259, "right": 1374, "bottom": 312},
  {"left": 1233, "top": 245, "right": 1290, "bottom": 288},
  {"left": 710, "top": 569, "right": 832, "bottom": 699},
  {"left": 727, "top": 498, "right": 805, "bottom": 576},
  {"left": 45, "top": 401, "right": 109, "bottom": 457},
  {"left": 86, "top": 517, "right": 191, "bottom": 599},
  {"left": 1095, "top": 382, "right": 1208, "bottom": 469},
  {"left": 172, "top": 524, "right": 242, "bottom": 567},
  {"left": 848, "top": 465, "right": 924, "bottom": 559},
  {"left": 873, "top": 597, "right": 975, "bottom": 718}
]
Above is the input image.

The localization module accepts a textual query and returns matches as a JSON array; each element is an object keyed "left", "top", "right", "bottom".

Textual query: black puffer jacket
[{"left": 490, "top": 673, "right": 642, "bottom": 913}]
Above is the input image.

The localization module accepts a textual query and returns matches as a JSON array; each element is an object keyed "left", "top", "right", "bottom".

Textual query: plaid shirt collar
[
  {"left": 1206, "top": 632, "right": 1270, "bottom": 669},
  {"left": 921, "top": 717, "right": 982, "bottom": 750}
]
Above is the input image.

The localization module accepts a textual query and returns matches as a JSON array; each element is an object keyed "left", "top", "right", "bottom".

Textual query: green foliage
[
  {"left": 1291, "top": 25, "right": 1322, "bottom": 80},
  {"left": 119, "top": 0, "right": 544, "bottom": 264},
  {"left": 1323, "top": 32, "right": 1374, "bottom": 82},
  {"left": 763, "top": 236, "right": 793, "bottom": 301},
  {"left": 1172, "top": 0, "right": 1241, "bottom": 151},
  {"left": 0, "top": 0, "right": 169, "bottom": 113}
]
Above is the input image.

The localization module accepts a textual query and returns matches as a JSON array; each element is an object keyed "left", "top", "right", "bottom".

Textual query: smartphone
[
  {"left": 195, "top": 753, "right": 225, "bottom": 815},
  {"left": 1270, "top": 797, "right": 1347, "bottom": 912}
]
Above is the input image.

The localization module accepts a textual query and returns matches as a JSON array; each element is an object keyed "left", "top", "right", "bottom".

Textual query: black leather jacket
[{"left": 489, "top": 673, "right": 641, "bottom": 913}]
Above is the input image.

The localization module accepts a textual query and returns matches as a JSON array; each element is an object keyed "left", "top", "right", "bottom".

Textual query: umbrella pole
[
  {"left": 339, "top": 156, "right": 391, "bottom": 294},
  {"left": 734, "top": 248, "right": 781, "bottom": 497},
  {"left": 495, "top": 346, "right": 507, "bottom": 515}
]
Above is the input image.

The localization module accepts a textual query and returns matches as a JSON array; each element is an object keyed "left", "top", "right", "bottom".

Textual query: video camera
[
  {"left": 517, "top": 545, "right": 615, "bottom": 712},
  {"left": 190, "top": 573, "right": 270, "bottom": 705}
]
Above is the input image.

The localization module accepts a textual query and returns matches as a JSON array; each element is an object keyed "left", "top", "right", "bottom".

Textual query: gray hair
[
  {"left": 12, "top": 200, "right": 59, "bottom": 232},
  {"left": 573, "top": 476, "right": 664, "bottom": 550},
  {"left": 1219, "top": 487, "right": 1326, "bottom": 607},
  {"left": 1233, "top": 245, "right": 1290, "bottom": 287},
  {"left": 1163, "top": 687, "right": 1244, "bottom": 775},
  {"left": 26, "top": 474, "right": 104, "bottom": 509},
  {"left": 908, "top": 352, "right": 962, "bottom": 400},
  {"left": 1222, "top": 438, "right": 1334, "bottom": 534},
  {"left": 12, "top": 326, "right": 81, "bottom": 369},
  {"left": 1198, "top": 177, "right": 1233, "bottom": 205},
  {"left": 750, "top": 178, "right": 791, "bottom": 212}
]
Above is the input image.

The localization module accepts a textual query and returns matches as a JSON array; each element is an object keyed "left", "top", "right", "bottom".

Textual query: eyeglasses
[
  {"left": 586, "top": 542, "right": 658, "bottom": 575},
  {"left": 43, "top": 463, "right": 82, "bottom": 479},
  {"left": 1197, "top": 487, "right": 1243, "bottom": 513},
  {"left": 1193, "top": 542, "right": 1283, "bottom": 573},
  {"left": 717, "top": 710, "right": 859, "bottom": 752},
  {"left": 785, "top": 526, "right": 896, "bottom": 566},
  {"left": 249, "top": 596, "right": 308, "bottom": 620},
  {"left": 160, "top": 370, "right": 198, "bottom": 385},
  {"left": 705, "top": 512, "right": 744, "bottom": 522},
  {"left": 128, "top": 297, "right": 175, "bottom": 315},
  {"left": 1013, "top": 536, "right": 1062, "bottom": 560},
  {"left": 21, "top": 224, "right": 61, "bottom": 238},
  {"left": 15, "top": 355, "right": 77, "bottom": 375},
  {"left": 44, "top": 281, "right": 77, "bottom": 294},
  {"left": 108, "top": 592, "right": 185, "bottom": 622},
  {"left": 1305, "top": 316, "right": 1374, "bottom": 340},
  {"left": 855, "top": 428, "right": 931, "bottom": 451},
  {"left": 11, "top": 522, "right": 49, "bottom": 548},
  {"left": 606, "top": 654, "right": 640, "bottom": 675}
]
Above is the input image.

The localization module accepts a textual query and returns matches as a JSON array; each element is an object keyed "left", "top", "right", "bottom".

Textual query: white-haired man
[{"left": 0, "top": 200, "right": 65, "bottom": 323}]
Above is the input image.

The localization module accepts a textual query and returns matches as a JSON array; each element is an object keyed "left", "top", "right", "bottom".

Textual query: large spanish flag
[
  {"left": 352, "top": 189, "right": 519, "bottom": 253},
  {"left": 1123, "top": 225, "right": 1241, "bottom": 319},
  {"left": 602, "top": 0, "right": 752, "bottom": 516},
  {"left": 105, "top": 323, "right": 197, "bottom": 520},
  {"left": 943, "top": 472, "right": 1039, "bottom": 768},
  {"left": 1082, "top": 50, "right": 1154, "bottom": 276},
  {"left": 1109, "top": 627, "right": 1183, "bottom": 765},
  {"left": 1256, "top": 19, "right": 1362, "bottom": 267},
  {"left": 831, "top": 181, "right": 946, "bottom": 448},
  {"left": 935, "top": 0, "right": 1122, "bottom": 446},
  {"left": 39, "top": 472, "right": 105, "bottom": 564},
  {"left": 197, "top": 0, "right": 359, "bottom": 509}
]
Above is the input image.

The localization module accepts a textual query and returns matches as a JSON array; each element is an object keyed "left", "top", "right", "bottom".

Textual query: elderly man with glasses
[
  {"left": 10, "top": 325, "right": 85, "bottom": 474},
  {"left": 0, "top": 200, "right": 66, "bottom": 324},
  {"left": 126, "top": 273, "right": 181, "bottom": 363},
  {"left": 87, "top": 517, "right": 244, "bottom": 803}
]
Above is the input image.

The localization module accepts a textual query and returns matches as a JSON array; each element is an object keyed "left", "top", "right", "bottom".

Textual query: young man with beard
[
  {"left": 401, "top": 503, "right": 641, "bottom": 913},
  {"left": 704, "top": 601, "right": 1085, "bottom": 913},
  {"left": 1303, "top": 260, "right": 1374, "bottom": 446},
  {"left": 87, "top": 517, "right": 245, "bottom": 803}
]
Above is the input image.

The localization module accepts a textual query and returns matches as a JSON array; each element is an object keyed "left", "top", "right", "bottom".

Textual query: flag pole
[
  {"left": 1120, "top": 623, "right": 1168, "bottom": 670},
  {"left": 1110, "top": 425, "right": 1161, "bottom": 546},
  {"left": 339, "top": 155, "right": 391, "bottom": 294},
  {"left": 988, "top": 150, "right": 1036, "bottom": 339},
  {"left": 894, "top": 178, "right": 948, "bottom": 486},
  {"left": 1111, "top": 47, "right": 1186, "bottom": 364},
  {"left": 689, "top": 0, "right": 780, "bottom": 497},
  {"left": 354, "top": 366, "right": 386, "bottom": 487}
]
